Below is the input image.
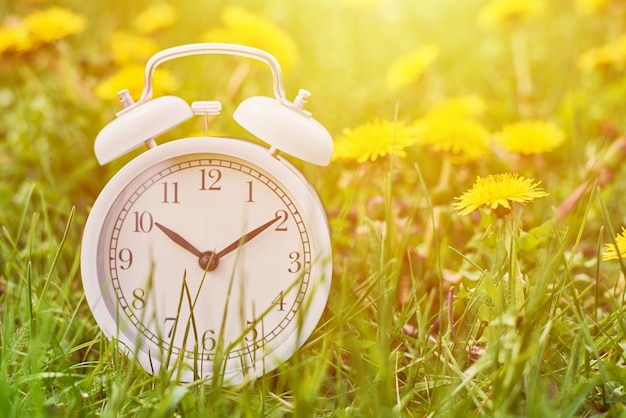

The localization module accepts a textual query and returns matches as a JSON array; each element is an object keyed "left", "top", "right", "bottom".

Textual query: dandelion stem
[{"left": 510, "top": 29, "right": 534, "bottom": 118}]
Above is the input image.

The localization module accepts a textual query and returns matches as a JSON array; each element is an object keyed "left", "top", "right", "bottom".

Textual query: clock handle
[{"left": 134, "top": 43, "right": 304, "bottom": 115}]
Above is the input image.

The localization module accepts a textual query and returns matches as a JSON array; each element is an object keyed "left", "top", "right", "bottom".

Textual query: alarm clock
[{"left": 80, "top": 43, "right": 333, "bottom": 385}]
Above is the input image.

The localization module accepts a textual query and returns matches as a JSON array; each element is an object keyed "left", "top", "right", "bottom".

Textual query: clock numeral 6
[{"left": 202, "top": 329, "right": 216, "bottom": 352}]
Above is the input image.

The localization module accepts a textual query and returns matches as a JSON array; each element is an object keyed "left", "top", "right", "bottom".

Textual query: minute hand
[{"left": 216, "top": 215, "right": 281, "bottom": 259}]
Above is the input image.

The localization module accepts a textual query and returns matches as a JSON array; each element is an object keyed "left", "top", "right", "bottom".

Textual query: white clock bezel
[{"left": 81, "top": 136, "right": 332, "bottom": 384}]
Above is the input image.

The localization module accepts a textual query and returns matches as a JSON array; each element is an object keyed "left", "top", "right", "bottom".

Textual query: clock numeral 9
[
  {"left": 199, "top": 168, "right": 222, "bottom": 191},
  {"left": 118, "top": 248, "right": 133, "bottom": 270},
  {"left": 132, "top": 211, "right": 154, "bottom": 233}
]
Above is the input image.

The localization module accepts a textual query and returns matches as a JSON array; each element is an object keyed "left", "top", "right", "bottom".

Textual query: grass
[{"left": 3, "top": 0, "right": 626, "bottom": 416}]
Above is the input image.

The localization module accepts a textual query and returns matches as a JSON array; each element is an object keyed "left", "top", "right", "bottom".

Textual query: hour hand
[{"left": 155, "top": 222, "right": 203, "bottom": 258}]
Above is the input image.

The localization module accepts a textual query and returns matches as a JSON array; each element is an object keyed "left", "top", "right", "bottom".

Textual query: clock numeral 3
[
  {"left": 199, "top": 168, "right": 222, "bottom": 191},
  {"left": 288, "top": 251, "right": 302, "bottom": 273}
]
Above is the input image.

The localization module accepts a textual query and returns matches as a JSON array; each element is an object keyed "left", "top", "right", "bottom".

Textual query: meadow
[{"left": 2, "top": 0, "right": 626, "bottom": 416}]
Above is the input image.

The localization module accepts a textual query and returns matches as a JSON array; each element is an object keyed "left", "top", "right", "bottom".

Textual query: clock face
[{"left": 82, "top": 137, "right": 332, "bottom": 384}]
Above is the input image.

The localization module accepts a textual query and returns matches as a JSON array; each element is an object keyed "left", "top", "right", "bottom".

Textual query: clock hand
[
  {"left": 216, "top": 215, "right": 282, "bottom": 260},
  {"left": 155, "top": 222, "right": 203, "bottom": 258}
]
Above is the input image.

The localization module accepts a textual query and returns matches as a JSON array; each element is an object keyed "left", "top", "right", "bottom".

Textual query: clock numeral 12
[{"left": 199, "top": 169, "right": 222, "bottom": 191}]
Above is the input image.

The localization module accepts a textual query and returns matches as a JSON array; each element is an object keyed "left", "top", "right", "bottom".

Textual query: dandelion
[
  {"left": 203, "top": 7, "right": 298, "bottom": 73},
  {"left": 453, "top": 173, "right": 548, "bottom": 216},
  {"left": 576, "top": 0, "right": 612, "bottom": 14},
  {"left": 426, "top": 95, "right": 486, "bottom": 119},
  {"left": 340, "top": 0, "right": 383, "bottom": 6},
  {"left": 0, "top": 7, "right": 85, "bottom": 55},
  {"left": 495, "top": 121, "right": 565, "bottom": 155},
  {"left": 333, "top": 119, "right": 418, "bottom": 163},
  {"left": 385, "top": 44, "right": 439, "bottom": 90},
  {"left": 108, "top": 31, "right": 158, "bottom": 65},
  {"left": 95, "top": 65, "right": 179, "bottom": 101},
  {"left": 133, "top": 2, "right": 178, "bottom": 35},
  {"left": 23, "top": 6, "right": 86, "bottom": 45},
  {"left": 413, "top": 116, "right": 490, "bottom": 163},
  {"left": 603, "top": 228, "right": 626, "bottom": 261},
  {"left": 577, "top": 35, "right": 626, "bottom": 73},
  {"left": 478, "top": 0, "right": 544, "bottom": 29},
  {"left": 0, "top": 19, "right": 32, "bottom": 54}
]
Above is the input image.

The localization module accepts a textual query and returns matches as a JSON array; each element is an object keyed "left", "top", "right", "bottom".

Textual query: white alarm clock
[{"left": 80, "top": 43, "right": 333, "bottom": 385}]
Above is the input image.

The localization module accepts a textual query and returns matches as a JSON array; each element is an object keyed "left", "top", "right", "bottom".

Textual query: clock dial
[{"left": 93, "top": 149, "right": 322, "bottom": 380}]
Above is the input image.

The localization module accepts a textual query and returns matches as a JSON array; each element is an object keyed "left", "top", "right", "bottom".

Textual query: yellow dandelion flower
[
  {"left": 577, "top": 35, "right": 626, "bottom": 73},
  {"left": 0, "top": 20, "right": 33, "bottom": 54},
  {"left": 333, "top": 119, "right": 418, "bottom": 163},
  {"left": 23, "top": 6, "right": 86, "bottom": 45},
  {"left": 340, "top": 0, "right": 383, "bottom": 6},
  {"left": 203, "top": 7, "right": 298, "bottom": 73},
  {"left": 603, "top": 228, "right": 626, "bottom": 261},
  {"left": 413, "top": 116, "right": 491, "bottom": 163},
  {"left": 95, "top": 65, "right": 179, "bottom": 101},
  {"left": 576, "top": 0, "right": 612, "bottom": 14},
  {"left": 426, "top": 95, "right": 487, "bottom": 119},
  {"left": 133, "top": 2, "right": 178, "bottom": 35},
  {"left": 108, "top": 31, "right": 158, "bottom": 65},
  {"left": 454, "top": 173, "right": 548, "bottom": 216},
  {"left": 478, "top": 0, "right": 544, "bottom": 30},
  {"left": 495, "top": 121, "right": 565, "bottom": 155},
  {"left": 385, "top": 44, "right": 439, "bottom": 90}
]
